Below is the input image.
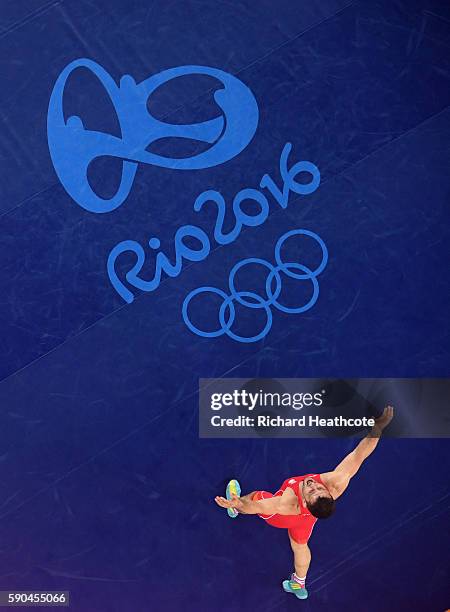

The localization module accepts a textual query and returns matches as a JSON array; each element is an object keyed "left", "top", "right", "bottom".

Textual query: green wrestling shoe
[
  {"left": 225, "top": 479, "right": 241, "bottom": 518},
  {"left": 282, "top": 576, "right": 309, "bottom": 600}
]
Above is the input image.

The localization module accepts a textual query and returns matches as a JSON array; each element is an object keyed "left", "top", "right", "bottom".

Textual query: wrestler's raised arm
[{"left": 321, "top": 405, "right": 394, "bottom": 499}]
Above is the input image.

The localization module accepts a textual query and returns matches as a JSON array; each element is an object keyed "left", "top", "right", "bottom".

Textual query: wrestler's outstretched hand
[
  {"left": 214, "top": 494, "right": 244, "bottom": 511},
  {"left": 374, "top": 405, "right": 394, "bottom": 432}
]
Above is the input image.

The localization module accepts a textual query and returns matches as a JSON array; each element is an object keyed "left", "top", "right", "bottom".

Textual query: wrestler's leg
[
  {"left": 288, "top": 533, "right": 311, "bottom": 578},
  {"left": 281, "top": 533, "right": 310, "bottom": 599}
]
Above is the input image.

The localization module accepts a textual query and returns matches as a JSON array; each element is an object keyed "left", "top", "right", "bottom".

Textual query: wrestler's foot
[
  {"left": 225, "top": 479, "right": 241, "bottom": 518},
  {"left": 282, "top": 576, "right": 308, "bottom": 600}
]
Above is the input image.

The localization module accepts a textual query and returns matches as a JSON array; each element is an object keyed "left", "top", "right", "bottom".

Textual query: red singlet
[{"left": 252, "top": 474, "right": 325, "bottom": 544}]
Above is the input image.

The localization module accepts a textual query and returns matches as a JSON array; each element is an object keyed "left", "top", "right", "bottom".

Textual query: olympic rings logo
[{"left": 182, "top": 229, "right": 328, "bottom": 343}]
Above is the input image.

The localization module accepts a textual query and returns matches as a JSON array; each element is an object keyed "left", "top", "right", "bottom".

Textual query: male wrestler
[{"left": 215, "top": 405, "right": 394, "bottom": 600}]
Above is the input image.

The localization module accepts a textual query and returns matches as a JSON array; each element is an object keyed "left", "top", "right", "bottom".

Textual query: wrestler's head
[{"left": 302, "top": 477, "right": 335, "bottom": 519}]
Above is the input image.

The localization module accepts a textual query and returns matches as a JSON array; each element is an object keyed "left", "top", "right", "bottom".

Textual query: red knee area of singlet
[
  {"left": 252, "top": 491, "right": 273, "bottom": 505},
  {"left": 252, "top": 490, "right": 273, "bottom": 502}
]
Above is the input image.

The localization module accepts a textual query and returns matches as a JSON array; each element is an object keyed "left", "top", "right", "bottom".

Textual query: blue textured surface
[{"left": 0, "top": 1, "right": 449, "bottom": 610}]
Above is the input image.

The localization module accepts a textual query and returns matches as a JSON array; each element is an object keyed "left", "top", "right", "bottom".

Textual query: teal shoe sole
[
  {"left": 282, "top": 580, "right": 308, "bottom": 600},
  {"left": 225, "top": 479, "right": 241, "bottom": 518}
]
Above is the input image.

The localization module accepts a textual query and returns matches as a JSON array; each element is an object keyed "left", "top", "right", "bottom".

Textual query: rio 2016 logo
[
  {"left": 47, "top": 59, "right": 259, "bottom": 213},
  {"left": 47, "top": 59, "right": 327, "bottom": 343}
]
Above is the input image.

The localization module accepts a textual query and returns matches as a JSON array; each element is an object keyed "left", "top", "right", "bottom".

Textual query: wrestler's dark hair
[{"left": 306, "top": 495, "right": 336, "bottom": 519}]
